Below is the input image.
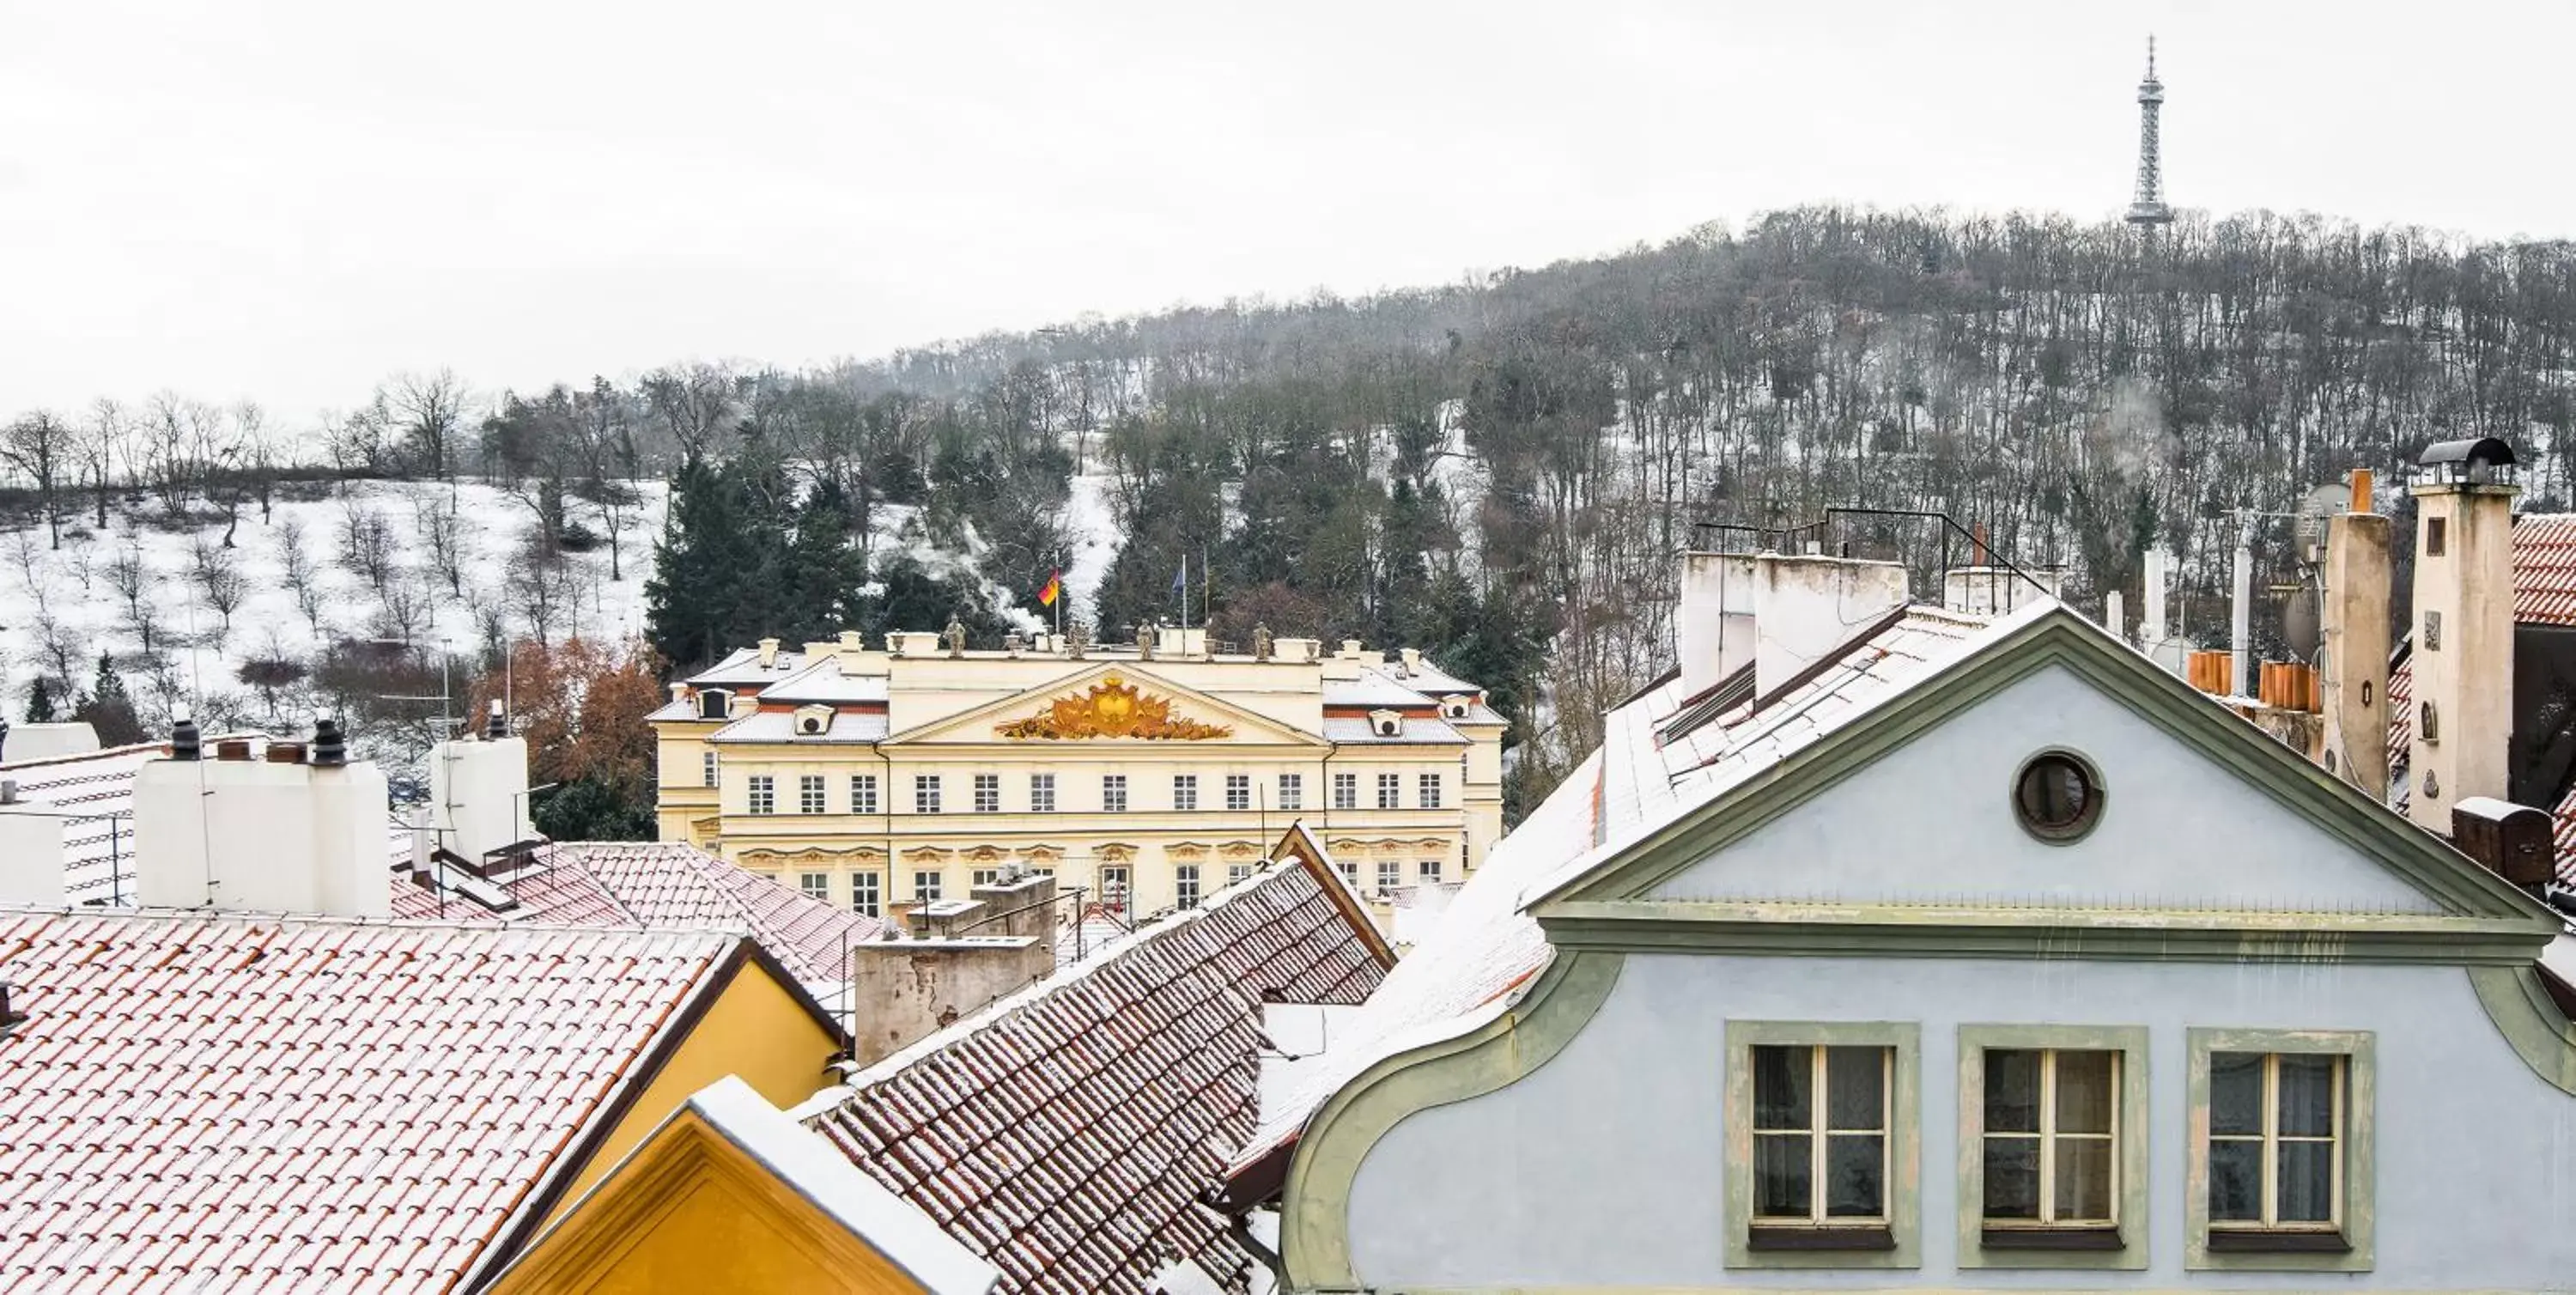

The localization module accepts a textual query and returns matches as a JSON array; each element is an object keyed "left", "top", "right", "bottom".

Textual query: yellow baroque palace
[{"left": 650, "top": 625, "right": 1506, "bottom": 927}]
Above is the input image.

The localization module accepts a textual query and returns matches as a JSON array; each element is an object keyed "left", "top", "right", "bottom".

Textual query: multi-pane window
[
  {"left": 799, "top": 872, "right": 829, "bottom": 900},
  {"left": 1174, "top": 775, "right": 1199, "bottom": 811},
  {"left": 1376, "top": 860, "right": 1400, "bottom": 893},
  {"left": 1751, "top": 1044, "right": 1891, "bottom": 1227},
  {"left": 914, "top": 871, "right": 943, "bottom": 902},
  {"left": 914, "top": 775, "right": 942, "bottom": 815},
  {"left": 1376, "top": 772, "right": 1401, "bottom": 810},
  {"left": 799, "top": 775, "right": 826, "bottom": 814},
  {"left": 1279, "top": 773, "right": 1303, "bottom": 811},
  {"left": 1419, "top": 859, "right": 1443, "bottom": 884},
  {"left": 1224, "top": 775, "right": 1251, "bottom": 812},
  {"left": 1982, "top": 1049, "right": 2117, "bottom": 1230},
  {"left": 1176, "top": 864, "right": 1200, "bottom": 909},
  {"left": 850, "top": 774, "right": 878, "bottom": 815},
  {"left": 1228, "top": 862, "right": 1255, "bottom": 885},
  {"left": 1030, "top": 774, "right": 1055, "bottom": 813},
  {"left": 1100, "top": 865, "right": 1130, "bottom": 907},
  {"left": 1103, "top": 775, "right": 1128, "bottom": 812},
  {"left": 702, "top": 750, "right": 720, "bottom": 787},
  {"left": 747, "top": 775, "right": 775, "bottom": 815},
  {"left": 1332, "top": 772, "right": 1358, "bottom": 811},
  {"left": 1338, "top": 860, "right": 1360, "bottom": 889},
  {"left": 1419, "top": 772, "right": 1443, "bottom": 809},
  {"left": 2208, "top": 1052, "right": 2344, "bottom": 1234},
  {"left": 850, "top": 872, "right": 881, "bottom": 918},
  {"left": 971, "top": 867, "right": 1003, "bottom": 887},
  {"left": 973, "top": 773, "right": 999, "bottom": 813}
]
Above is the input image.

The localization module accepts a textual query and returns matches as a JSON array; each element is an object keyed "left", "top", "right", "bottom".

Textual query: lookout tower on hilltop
[{"left": 2125, "top": 37, "right": 2174, "bottom": 226}]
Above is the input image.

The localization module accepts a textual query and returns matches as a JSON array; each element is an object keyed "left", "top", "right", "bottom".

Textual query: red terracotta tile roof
[
  {"left": 2514, "top": 514, "right": 2576, "bottom": 628},
  {"left": 0, "top": 909, "right": 743, "bottom": 1293},
  {"left": 800, "top": 857, "right": 1385, "bottom": 1295},
  {"left": 387, "top": 842, "right": 884, "bottom": 993}
]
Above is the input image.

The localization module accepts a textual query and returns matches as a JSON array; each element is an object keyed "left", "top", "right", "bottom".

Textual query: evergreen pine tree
[
  {"left": 645, "top": 456, "right": 750, "bottom": 672},
  {"left": 74, "top": 654, "right": 146, "bottom": 745},
  {"left": 25, "top": 675, "right": 58, "bottom": 723}
]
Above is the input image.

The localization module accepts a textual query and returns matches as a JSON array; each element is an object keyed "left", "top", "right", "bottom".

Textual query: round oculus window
[{"left": 2013, "top": 751, "right": 2103, "bottom": 842}]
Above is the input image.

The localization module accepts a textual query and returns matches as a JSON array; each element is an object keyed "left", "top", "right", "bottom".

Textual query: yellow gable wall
[
  {"left": 549, "top": 956, "right": 842, "bottom": 1228},
  {"left": 490, "top": 1114, "right": 934, "bottom": 1295}
]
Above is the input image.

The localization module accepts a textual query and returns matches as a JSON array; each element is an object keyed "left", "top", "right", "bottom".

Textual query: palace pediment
[{"left": 881, "top": 664, "right": 1326, "bottom": 748}]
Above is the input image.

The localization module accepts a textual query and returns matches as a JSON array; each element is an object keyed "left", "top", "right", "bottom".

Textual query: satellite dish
[
  {"left": 2292, "top": 482, "right": 2348, "bottom": 566},
  {"left": 2280, "top": 571, "right": 2322, "bottom": 659}
]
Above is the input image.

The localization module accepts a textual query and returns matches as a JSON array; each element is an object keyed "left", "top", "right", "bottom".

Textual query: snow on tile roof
[
  {"left": 757, "top": 659, "right": 891, "bottom": 704},
  {"left": 0, "top": 909, "right": 744, "bottom": 1293},
  {"left": 1319, "top": 715, "right": 1468, "bottom": 745},
  {"left": 1321, "top": 674, "right": 1435, "bottom": 710},
  {"left": 2514, "top": 514, "right": 2576, "bottom": 628},
  {"left": 1228, "top": 603, "right": 2007, "bottom": 1186},
  {"left": 686, "top": 647, "right": 811, "bottom": 687},
  {"left": 799, "top": 856, "right": 1385, "bottom": 1295},
  {"left": 707, "top": 710, "right": 893, "bottom": 744},
  {"left": 388, "top": 842, "right": 884, "bottom": 995},
  {"left": 1369, "top": 657, "right": 1479, "bottom": 696}
]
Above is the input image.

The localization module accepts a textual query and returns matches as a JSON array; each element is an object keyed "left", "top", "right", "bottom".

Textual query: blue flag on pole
[{"left": 1170, "top": 562, "right": 1187, "bottom": 596}]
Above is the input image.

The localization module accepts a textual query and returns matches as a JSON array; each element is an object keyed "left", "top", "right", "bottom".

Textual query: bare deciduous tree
[
  {"left": 277, "top": 516, "right": 325, "bottom": 634},
  {"left": 2, "top": 410, "right": 71, "bottom": 548},
  {"left": 387, "top": 370, "right": 469, "bottom": 487},
  {"left": 414, "top": 495, "right": 465, "bottom": 599},
  {"left": 337, "top": 498, "right": 397, "bottom": 595},
  {"left": 188, "top": 534, "right": 248, "bottom": 635}
]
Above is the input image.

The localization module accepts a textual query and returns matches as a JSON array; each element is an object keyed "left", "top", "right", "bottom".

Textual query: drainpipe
[{"left": 2231, "top": 512, "right": 2255, "bottom": 698}]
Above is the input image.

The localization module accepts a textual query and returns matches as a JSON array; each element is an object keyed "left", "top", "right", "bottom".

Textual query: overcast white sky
[{"left": 4, "top": 0, "right": 2571, "bottom": 419}]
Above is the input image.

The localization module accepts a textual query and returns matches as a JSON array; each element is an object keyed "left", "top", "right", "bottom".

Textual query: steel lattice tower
[{"left": 2125, "top": 36, "right": 2174, "bottom": 226}]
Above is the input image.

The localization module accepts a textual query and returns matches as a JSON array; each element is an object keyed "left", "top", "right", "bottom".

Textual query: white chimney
[
  {"left": 1941, "top": 565, "right": 2063, "bottom": 616},
  {"left": 0, "top": 783, "right": 68, "bottom": 906},
  {"left": 134, "top": 715, "right": 389, "bottom": 916},
  {"left": 429, "top": 714, "right": 537, "bottom": 866},
  {"left": 2406, "top": 438, "right": 2520, "bottom": 831},
  {"left": 1677, "top": 551, "right": 1759, "bottom": 697},
  {"left": 757, "top": 636, "right": 781, "bottom": 668},
  {"left": 2319, "top": 471, "right": 2392, "bottom": 800},
  {"left": 0, "top": 722, "right": 100, "bottom": 764},
  {"left": 1753, "top": 553, "right": 1911, "bottom": 700},
  {"left": 2103, "top": 590, "right": 2127, "bottom": 645}
]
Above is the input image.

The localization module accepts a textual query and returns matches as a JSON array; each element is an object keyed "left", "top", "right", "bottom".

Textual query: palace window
[
  {"left": 1338, "top": 860, "right": 1360, "bottom": 889},
  {"left": 1174, "top": 775, "right": 1199, "bottom": 812},
  {"left": 914, "top": 871, "right": 943, "bottom": 902},
  {"left": 1333, "top": 772, "right": 1358, "bottom": 811},
  {"left": 914, "top": 775, "right": 942, "bottom": 815},
  {"left": 1279, "top": 773, "right": 1303, "bottom": 811},
  {"left": 1957, "top": 1024, "right": 2149, "bottom": 1268},
  {"left": 1376, "top": 859, "right": 1400, "bottom": 894},
  {"left": 1103, "top": 775, "right": 1127, "bottom": 812},
  {"left": 2188, "top": 1028, "right": 2372, "bottom": 1270},
  {"left": 1724, "top": 1021, "right": 1920, "bottom": 1268},
  {"left": 702, "top": 750, "right": 720, "bottom": 788},
  {"left": 972, "top": 867, "right": 1003, "bottom": 887},
  {"left": 1225, "top": 775, "right": 1251, "bottom": 812},
  {"left": 850, "top": 872, "right": 880, "bottom": 918},
  {"left": 850, "top": 774, "right": 878, "bottom": 816},
  {"left": 1419, "top": 858, "right": 1443, "bottom": 884},
  {"left": 1030, "top": 774, "right": 1055, "bottom": 813},
  {"left": 1376, "top": 773, "right": 1400, "bottom": 810},
  {"left": 747, "top": 775, "right": 775, "bottom": 816},
  {"left": 799, "top": 872, "right": 829, "bottom": 901},
  {"left": 973, "top": 773, "right": 1000, "bottom": 814},
  {"left": 1228, "top": 862, "right": 1254, "bottom": 885},
  {"left": 1176, "top": 864, "right": 1200, "bottom": 909},
  {"left": 1419, "top": 771, "right": 1443, "bottom": 809},
  {"left": 1100, "top": 865, "right": 1130, "bottom": 908},
  {"left": 799, "top": 775, "right": 827, "bottom": 815}
]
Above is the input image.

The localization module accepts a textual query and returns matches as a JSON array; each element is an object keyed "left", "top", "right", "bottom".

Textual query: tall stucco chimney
[
  {"left": 429, "top": 710, "right": 538, "bottom": 866},
  {"left": 757, "top": 636, "right": 781, "bottom": 668},
  {"left": 0, "top": 783, "right": 68, "bottom": 906},
  {"left": 2319, "top": 471, "right": 2393, "bottom": 799},
  {"left": 1676, "top": 551, "right": 1759, "bottom": 697},
  {"left": 2405, "top": 438, "right": 2520, "bottom": 833}
]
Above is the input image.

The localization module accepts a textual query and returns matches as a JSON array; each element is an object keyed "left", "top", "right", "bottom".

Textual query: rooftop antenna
[{"left": 2125, "top": 36, "right": 2175, "bottom": 227}]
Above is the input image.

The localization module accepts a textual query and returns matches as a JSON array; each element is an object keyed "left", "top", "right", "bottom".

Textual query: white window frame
[
  {"left": 1723, "top": 1020, "right": 1921, "bottom": 1270},
  {"left": 1228, "top": 862, "right": 1254, "bottom": 885},
  {"left": 1030, "top": 773, "right": 1055, "bottom": 813},
  {"left": 1376, "top": 772, "right": 1400, "bottom": 810},
  {"left": 1376, "top": 859, "right": 1400, "bottom": 894},
  {"left": 1176, "top": 863, "right": 1200, "bottom": 909},
  {"left": 1333, "top": 772, "right": 1358, "bottom": 811},
  {"left": 1173, "top": 774, "right": 1199, "bottom": 811},
  {"left": 850, "top": 872, "right": 881, "bottom": 918},
  {"left": 971, "top": 867, "right": 1003, "bottom": 887},
  {"left": 2184, "top": 1027, "right": 2374, "bottom": 1274},
  {"left": 1418, "top": 771, "right": 1443, "bottom": 809},
  {"left": 746, "top": 775, "right": 775, "bottom": 816},
  {"left": 973, "top": 773, "right": 1000, "bottom": 814},
  {"left": 1103, "top": 774, "right": 1127, "bottom": 813},
  {"left": 914, "top": 775, "right": 942, "bottom": 815},
  {"left": 913, "top": 871, "right": 943, "bottom": 902},
  {"left": 702, "top": 749, "right": 720, "bottom": 788},
  {"left": 1956, "top": 1024, "right": 2149, "bottom": 1271},
  {"left": 850, "top": 774, "right": 878, "bottom": 816},
  {"left": 1099, "top": 865, "right": 1129, "bottom": 908},
  {"left": 799, "top": 774, "right": 827, "bottom": 815},
  {"left": 1419, "top": 858, "right": 1443, "bottom": 884},
  {"left": 798, "top": 871, "right": 829, "bottom": 900},
  {"left": 1224, "top": 774, "right": 1251, "bottom": 812},
  {"left": 1279, "top": 773, "right": 1303, "bottom": 811}
]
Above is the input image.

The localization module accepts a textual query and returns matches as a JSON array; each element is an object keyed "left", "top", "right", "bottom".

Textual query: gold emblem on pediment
[{"left": 994, "top": 673, "right": 1232, "bottom": 740}]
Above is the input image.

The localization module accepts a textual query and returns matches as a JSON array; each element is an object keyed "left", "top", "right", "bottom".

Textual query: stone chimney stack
[
  {"left": 2318, "top": 470, "right": 2393, "bottom": 799},
  {"left": 2405, "top": 438, "right": 2520, "bottom": 833},
  {"left": 429, "top": 705, "right": 538, "bottom": 866},
  {"left": 848, "top": 886, "right": 1054, "bottom": 1066},
  {"left": 1675, "top": 551, "right": 1758, "bottom": 698},
  {"left": 0, "top": 781, "right": 68, "bottom": 906},
  {"left": 1753, "top": 553, "right": 1911, "bottom": 700}
]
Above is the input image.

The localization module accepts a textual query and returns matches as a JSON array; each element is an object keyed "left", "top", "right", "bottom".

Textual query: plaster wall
[
  {"left": 1753, "top": 556, "right": 1910, "bottom": 700},
  {"left": 1648, "top": 665, "right": 2441, "bottom": 913},
  {"left": 0, "top": 806, "right": 66, "bottom": 905},
  {"left": 2407, "top": 484, "right": 2518, "bottom": 831},
  {"left": 132, "top": 757, "right": 390, "bottom": 916},
  {"left": 1345, "top": 953, "right": 2576, "bottom": 1289},
  {"left": 428, "top": 735, "right": 532, "bottom": 862},
  {"left": 1678, "top": 552, "right": 1759, "bottom": 698},
  {"left": 2321, "top": 513, "right": 2394, "bottom": 799}
]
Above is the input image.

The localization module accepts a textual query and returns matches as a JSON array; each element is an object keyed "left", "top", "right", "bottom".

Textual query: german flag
[{"left": 1038, "top": 570, "right": 1061, "bottom": 606}]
